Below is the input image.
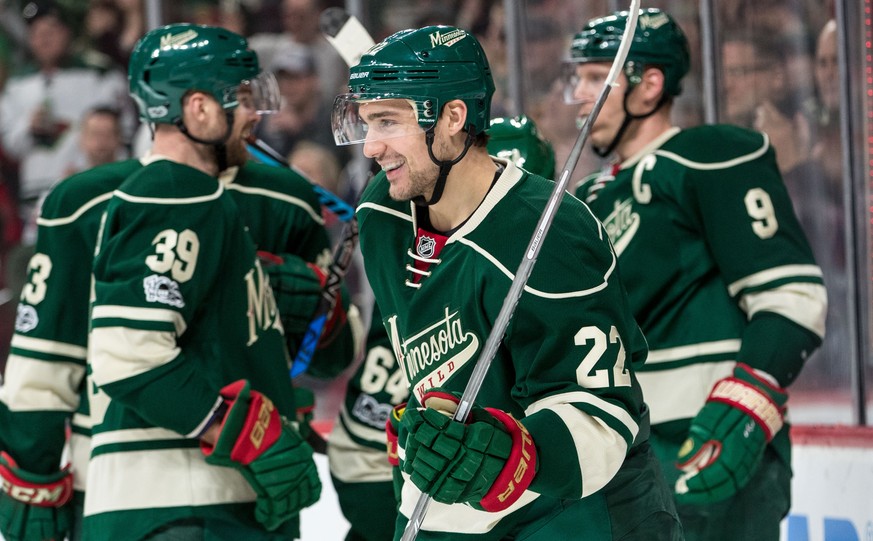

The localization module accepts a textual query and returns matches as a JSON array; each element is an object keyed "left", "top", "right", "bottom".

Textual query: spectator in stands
[
  {"left": 0, "top": 0, "right": 128, "bottom": 224},
  {"left": 62, "top": 106, "right": 127, "bottom": 177},
  {"left": 255, "top": 42, "right": 349, "bottom": 167},
  {"left": 248, "top": 0, "right": 348, "bottom": 113}
]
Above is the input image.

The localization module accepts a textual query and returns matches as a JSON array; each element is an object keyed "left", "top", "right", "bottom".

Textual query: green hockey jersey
[
  {"left": 573, "top": 125, "right": 826, "bottom": 435},
  {"left": 78, "top": 158, "right": 335, "bottom": 540},
  {"left": 0, "top": 157, "right": 334, "bottom": 498},
  {"left": 0, "top": 158, "right": 142, "bottom": 491},
  {"left": 328, "top": 302, "right": 402, "bottom": 483},
  {"left": 357, "top": 159, "right": 650, "bottom": 538}
]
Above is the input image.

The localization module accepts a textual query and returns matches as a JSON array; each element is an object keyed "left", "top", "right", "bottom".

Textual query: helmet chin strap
[
  {"left": 592, "top": 84, "right": 670, "bottom": 158},
  {"left": 175, "top": 110, "right": 235, "bottom": 172},
  {"left": 412, "top": 128, "right": 475, "bottom": 207}
]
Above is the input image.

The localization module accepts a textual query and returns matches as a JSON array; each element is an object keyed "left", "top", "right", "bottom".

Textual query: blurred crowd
[{"left": 0, "top": 0, "right": 849, "bottom": 392}]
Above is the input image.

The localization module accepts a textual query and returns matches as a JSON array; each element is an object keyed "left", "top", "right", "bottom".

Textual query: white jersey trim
[
  {"left": 326, "top": 420, "right": 393, "bottom": 483},
  {"left": 91, "top": 305, "right": 187, "bottom": 335},
  {"left": 37, "top": 192, "right": 113, "bottom": 227},
  {"left": 653, "top": 132, "right": 770, "bottom": 170},
  {"left": 645, "top": 339, "right": 742, "bottom": 364},
  {"left": 637, "top": 360, "right": 736, "bottom": 424},
  {"left": 739, "top": 282, "right": 827, "bottom": 338},
  {"left": 728, "top": 264, "right": 824, "bottom": 296},
  {"left": 357, "top": 201, "right": 413, "bottom": 222},
  {"left": 114, "top": 183, "right": 223, "bottom": 205},
  {"left": 397, "top": 469, "right": 538, "bottom": 534},
  {"left": 224, "top": 183, "right": 324, "bottom": 225},
  {"left": 89, "top": 327, "right": 180, "bottom": 387},
  {"left": 545, "top": 403, "right": 628, "bottom": 497},
  {"left": 525, "top": 391, "right": 639, "bottom": 442},
  {"left": 455, "top": 237, "right": 615, "bottom": 299},
  {"left": 0, "top": 355, "right": 83, "bottom": 411},
  {"left": 10, "top": 334, "right": 87, "bottom": 360},
  {"left": 84, "top": 448, "right": 255, "bottom": 516}
]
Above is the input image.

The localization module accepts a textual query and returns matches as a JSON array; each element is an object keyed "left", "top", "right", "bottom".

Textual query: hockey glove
[
  {"left": 201, "top": 380, "right": 321, "bottom": 530},
  {"left": 675, "top": 363, "right": 787, "bottom": 504},
  {"left": 401, "top": 389, "right": 537, "bottom": 512},
  {"left": 0, "top": 451, "right": 73, "bottom": 541},
  {"left": 386, "top": 403, "right": 407, "bottom": 467},
  {"left": 258, "top": 252, "right": 346, "bottom": 348}
]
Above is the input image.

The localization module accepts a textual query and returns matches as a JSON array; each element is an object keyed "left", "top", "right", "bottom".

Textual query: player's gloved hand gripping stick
[{"left": 398, "top": 2, "right": 642, "bottom": 539}]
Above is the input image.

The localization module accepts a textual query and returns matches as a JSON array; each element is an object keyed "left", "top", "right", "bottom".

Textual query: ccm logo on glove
[{"left": 0, "top": 452, "right": 73, "bottom": 507}]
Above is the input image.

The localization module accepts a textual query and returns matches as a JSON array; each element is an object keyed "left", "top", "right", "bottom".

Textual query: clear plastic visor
[
  {"left": 332, "top": 94, "right": 427, "bottom": 146},
  {"left": 227, "top": 72, "right": 281, "bottom": 115},
  {"left": 561, "top": 60, "right": 612, "bottom": 104}
]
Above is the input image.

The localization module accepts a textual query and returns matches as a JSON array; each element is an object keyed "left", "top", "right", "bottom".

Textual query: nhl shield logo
[{"left": 417, "top": 235, "right": 437, "bottom": 258}]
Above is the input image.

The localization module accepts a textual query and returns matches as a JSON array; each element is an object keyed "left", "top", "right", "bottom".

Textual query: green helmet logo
[
  {"left": 487, "top": 116, "right": 556, "bottom": 179},
  {"left": 128, "top": 23, "right": 261, "bottom": 124},
  {"left": 569, "top": 8, "right": 690, "bottom": 96},
  {"left": 338, "top": 25, "right": 495, "bottom": 142}
]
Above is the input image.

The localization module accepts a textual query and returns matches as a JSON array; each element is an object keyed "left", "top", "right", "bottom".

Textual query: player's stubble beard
[{"left": 389, "top": 136, "right": 447, "bottom": 203}]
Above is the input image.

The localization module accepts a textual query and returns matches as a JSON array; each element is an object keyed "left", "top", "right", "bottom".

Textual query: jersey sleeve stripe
[
  {"left": 327, "top": 421, "right": 394, "bottom": 483},
  {"left": 225, "top": 184, "right": 324, "bottom": 225},
  {"left": 0, "top": 355, "right": 84, "bottom": 411},
  {"left": 88, "top": 327, "right": 180, "bottom": 386},
  {"left": 36, "top": 192, "right": 113, "bottom": 227},
  {"left": 636, "top": 360, "right": 736, "bottom": 424},
  {"left": 645, "top": 339, "right": 742, "bottom": 364},
  {"left": 10, "top": 334, "right": 87, "bottom": 360},
  {"left": 91, "top": 305, "right": 187, "bottom": 335},
  {"left": 541, "top": 402, "right": 629, "bottom": 497},
  {"left": 524, "top": 391, "right": 639, "bottom": 441},
  {"left": 727, "top": 264, "right": 824, "bottom": 296},
  {"left": 455, "top": 237, "right": 616, "bottom": 299},
  {"left": 738, "top": 283, "right": 827, "bottom": 337}
]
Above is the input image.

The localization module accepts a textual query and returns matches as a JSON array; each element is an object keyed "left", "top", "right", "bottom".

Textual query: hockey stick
[
  {"left": 246, "top": 136, "right": 356, "bottom": 222},
  {"left": 398, "top": 3, "right": 641, "bottom": 539},
  {"left": 281, "top": 8, "right": 376, "bottom": 378}
]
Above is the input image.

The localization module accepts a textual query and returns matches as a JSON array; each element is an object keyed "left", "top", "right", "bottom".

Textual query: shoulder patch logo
[
  {"left": 143, "top": 274, "right": 185, "bottom": 308},
  {"left": 14, "top": 304, "right": 38, "bottom": 333}
]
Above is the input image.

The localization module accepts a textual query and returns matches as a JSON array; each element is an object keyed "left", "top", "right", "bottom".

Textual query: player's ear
[
  {"left": 441, "top": 99, "right": 469, "bottom": 137},
  {"left": 640, "top": 66, "right": 667, "bottom": 105},
  {"left": 181, "top": 91, "right": 210, "bottom": 123}
]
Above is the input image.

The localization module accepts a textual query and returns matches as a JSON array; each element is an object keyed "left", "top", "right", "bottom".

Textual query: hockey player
[
  {"left": 566, "top": 9, "right": 827, "bottom": 541},
  {"left": 0, "top": 23, "right": 339, "bottom": 541},
  {"left": 327, "top": 114, "right": 558, "bottom": 541},
  {"left": 332, "top": 26, "right": 682, "bottom": 540},
  {"left": 0, "top": 25, "right": 350, "bottom": 540}
]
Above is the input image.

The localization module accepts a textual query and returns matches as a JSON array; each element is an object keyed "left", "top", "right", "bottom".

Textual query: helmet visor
[
  {"left": 236, "top": 72, "right": 281, "bottom": 115},
  {"left": 332, "top": 94, "right": 428, "bottom": 146}
]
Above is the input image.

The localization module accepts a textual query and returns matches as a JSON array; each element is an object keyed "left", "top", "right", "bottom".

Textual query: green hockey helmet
[
  {"left": 129, "top": 23, "right": 279, "bottom": 124},
  {"left": 487, "top": 116, "right": 556, "bottom": 179},
  {"left": 564, "top": 8, "right": 690, "bottom": 102},
  {"left": 332, "top": 25, "right": 496, "bottom": 145}
]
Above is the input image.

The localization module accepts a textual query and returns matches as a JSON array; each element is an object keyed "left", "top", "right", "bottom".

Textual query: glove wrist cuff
[
  {"left": 478, "top": 409, "right": 537, "bottom": 512},
  {"left": 0, "top": 452, "right": 73, "bottom": 508},
  {"left": 709, "top": 377, "right": 784, "bottom": 441},
  {"left": 386, "top": 403, "right": 407, "bottom": 467}
]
